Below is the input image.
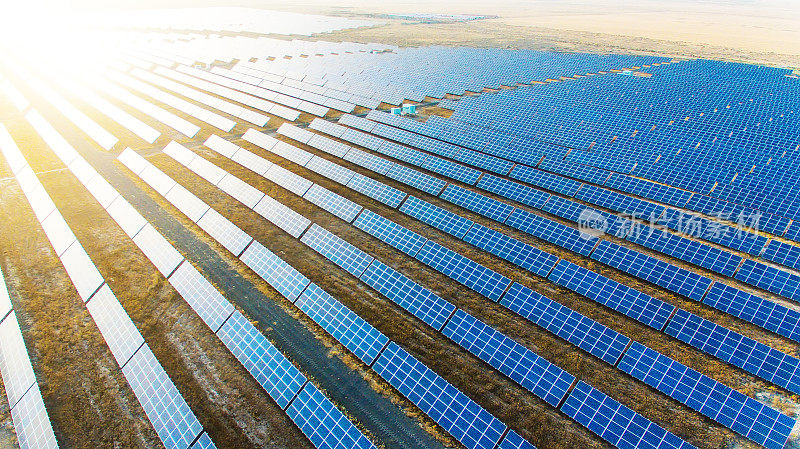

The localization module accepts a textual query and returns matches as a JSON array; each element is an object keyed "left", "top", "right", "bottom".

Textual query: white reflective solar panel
[
  {"left": 133, "top": 224, "right": 184, "bottom": 277},
  {"left": 23, "top": 184, "right": 57, "bottom": 223},
  {"left": 0, "top": 313, "right": 37, "bottom": 408},
  {"left": 0, "top": 269, "right": 11, "bottom": 319},
  {"left": 164, "top": 184, "right": 210, "bottom": 223},
  {"left": 139, "top": 164, "right": 177, "bottom": 197},
  {"left": 86, "top": 284, "right": 145, "bottom": 367},
  {"left": 59, "top": 241, "right": 104, "bottom": 301},
  {"left": 40, "top": 211, "right": 77, "bottom": 257},
  {"left": 10, "top": 385, "right": 58, "bottom": 449},
  {"left": 121, "top": 345, "right": 203, "bottom": 449},
  {"left": 68, "top": 157, "right": 96, "bottom": 184},
  {"left": 263, "top": 164, "right": 312, "bottom": 197},
  {"left": 117, "top": 148, "right": 149, "bottom": 176},
  {"left": 217, "top": 174, "right": 264, "bottom": 209},
  {"left": 0, "top": 125, "right": 28, "bottom": 174},
  {"left": 253, "top": 194, "right": 311, "bottom": 238},
  {"left": 187, "top": 156, "right": 227, "bottom": 186},
  {"left": 196, "top": 209, "right": 253, "bottom": 257},
  {"left": 24, "top": 110, "right": 80, "bottom": 165},
  {"left": 242, "top": 128, "right": 278, "bottom": 152},
  {"left": 168, "top": 262, "right": 234, "bottom": 333},
  {"left": 0, "top": 78, "right": 30, "bottom": 112},
  {"left": 106, "top": 196, "right": 147, "bottom": 238},
  {"left": 230, "top": 147, "right": 273, "bottom": 175},
  {"left": 85, "top": 174, "right": 121, "bottom": 209},
  {"left": 14, "top": 166, "right": 39, "bottom": 194},
  {"left": 270, "top": 141, "right": 313, "bottom": 167},
  {"left": 204, "top": 135, "right": 239, "bottom": 158},
  {"left": 163, "top": 141, "right": 197, "bottom": 167}
]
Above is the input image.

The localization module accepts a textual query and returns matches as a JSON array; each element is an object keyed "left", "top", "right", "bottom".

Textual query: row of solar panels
[
  {"left": 4, "top": 104, "right": 377, "bottom": 449},
  {"left": 0, "top": 265, "right": 58, "bottom": 449},
  {"left": 169, "top": 134, "right": 705, "bottom": 449},
  {"left": 0, "top": 118, "right": 215, "bottom": 449},
  {"left": 123, "top": 141, "right": 533, "bottom": 449},
  {"left": 270, "top": 122, "right": 797, "bottom": 449},
  {"left": 333, "top": 113, "right": 800, "bottom": 334}
]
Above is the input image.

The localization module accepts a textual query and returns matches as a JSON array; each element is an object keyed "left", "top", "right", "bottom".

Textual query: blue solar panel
[
  {"left": 295, "top": 283, "right": 389, "bottom": 366},
  {"left": 539, "top": 158, "right": 611, "bottom": 186},
  {"left": 301, "top": 224, "right": 374, "bottom": 277},
  {"left": 286, "top": 383, "right": 377, "bottom": 449},
  {"left": 422, "top": 156, "right": 482, "bottom": 185},
  {"left": 377, "top": 141, "right": 428, "bottom": 167},
  {"left": 346, "top": 173, "right": 407, "bottom": 208},
  {"left": 217, "top": 311, "right": 307, "bottom": 409},
  {"left": 463, "top": 223, "right": 557, "bottom": 277},
  {"left": 360, "top": 259, "right": 455, "bottom": 331},
  {"left": 477, "top": 174, "right": 551, "bottom": 210},
  {"left": 505, "top": 209, "right": 598, "bottom": 256},
  {"left": 509, "top": 165, "right": 581, "bottom": 196},
  {"left": 501, "top": 283, "right": 629, "bottom": 365},
  {"left": 416, "top": 241, "right": 511, "bottom": 301},
  {"left": 190, "top": 432, "right": 218, "bottom": 449},
  {"left": 590, "top": 240, "right": 713, "bottom": 301},
  {"left": 264, "top": 164, "right": 314, "bottom": 197},
  {"left": 400, "top": 196, "right": 475, "bottom": 239},
  {"left": 253, "top": 194, "right": 312, "bottom": 239},
  {"left": 703, "top": 282, "right": 800, "bottom": 344},
  {"left": 665, "top": 309, "right": 800, "bottom": 394},
  {"left": 443, "top": 309, "right": 574, "bottom": 407},
  {"left": 561, "top": 381, "right": 697, "bottom": 449},
  {"left": 453, "top": 148, "right": 515, "bottom": 176},
  {"left": 373, "top": 342, "right": 507, "bottom": 449},
  {"left": 439, "top": 184, "right": 515, "bottom": 223},
  {"left": 735, "top": 259, "right": 800, "bottom": 301},
  {"left": 303, "top": 184, "right": 363, "bottom": 223},
  {"left": 762, "top": 240, "right": 800, "bottom": 270},
  {"left": 618, "top": 342, "right": 795, "bottom": 449},
  {"left": 548, "top": 260, "right": 675, "bottom": 330},
  {"left": 604, "top": 173, "right": 692, "bottom": 209},
  {"left": 496, "top": 430, "right": 536, "bottom": 449},
  {"left": 627, "top": 226, "right": 742, "bottom": 277},
  {"left": 240, "top": 241, "right": 311, "bottom": 301},
  {"left": 353, "top": 209, "right": 427, "bottom": 257},
  {"left": 575, "top": 184, "right": 665, "bottom": 220},
  {"left": 342, "top": 148, "right": 395, "bottom": 176},
  {"left": 386, "top": 164, "right": 447, "bottom": 196},
  {"left": 659, "top": 209, "right": 768, "bottom": 256},
  {"left": 305, "top": 156, "right": 356, "bottom": 185}
]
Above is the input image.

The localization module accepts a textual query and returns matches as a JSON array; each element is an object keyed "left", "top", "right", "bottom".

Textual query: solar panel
[
  {"left": 277, "top": 123, "right": 314, "bottom": 144},
  {"left": 187, "top": 154, "right": 227, "bottom": 186},
  {"left": 249, "top": 194, "right": 309, "bottom": 238},
  {"left": 168, "top": 262, "right": 235, "bottom": 333},
  {"left": 496, "top": 430, "right": 536, "bottom": 449},
  {"left": 0, "top": 125, "right": 28, "bottom": 175},
  {"left": 163, "top": 141, "right": 198, "bottom": 167},
  {"left": 240, "top": 240, "right": 310, "bottom": 301},
  {"left": 422, "top": 156, "right": 482, "bottom": 185},
  {"left": 196, "top": 209, "right": 254, "bottom": 257},
  {"left": 703, "top": 282, "right": 800, "bottom": 344},
  {"left": 285, "top": 383, "right": 377, "bottom": 449},
  {"left": 346, "top": 173, "right": 406, "bottom": 208},
  {"left": 301, "top": 224, "right": 374, "bottom": 277},
  {"left": 575, "top": 184, "right": 665, "bottom": 220},
  {"left": 0, "top": 271, "right": 11, "bottom": 320},
  {"left": 139, "top": 164, "right": 178, "bottom": 196},
  {"left": 295, "top": 283, "right": 389, "bottom": 365},
  {"left": 665, "top": 309, "right": 800, "bottom": 394},
  {"left": 106, "top": 195, "right": 147, "bottom": 238},
  {"left": 548, "top": 260, "right": 674, "bottom": 330},
  {"left": 385, "top": 164, "right": 447, "bottom": 196},
  {"left": 86, "top": 285, "right": 145, "bottom": 367},
  {"left": 84, "top": 173, "right": 121, "bottom": 209},
  {"left": 509, "top": 165, "right": 581, "bottom": 196},
  {"left": 305, "top": 155, "right": 356, "bottom": 185},
  {"left": 373, "top": 342, "right": 507, "bottom": 449},
  {"left": 189, "top": 432, "right": 218, "bottom": 449},
  {"left": 440, "top": 184, "right": 514, "bottom": 223},
  {"left": 231, "top": 146, "right": 274, "bottom": 175},
  {"left": 353, "top": 209, "right": 427, "bottom": 257},
  {"left": 69, "top": 157, "right": 98, "bottom": 185},
  {"left": 343, "top": 148, "right": 395, "bottom": 176},
  {"left": 40, "top": 210, "right": 78, "bottom": 257},
  {"left": 463, "top": 223, "right": 557, "bottom": 277},
  {"left": 618, "top": 342, "right": 795, "bottom": 449},
  {"left": 204, "top": 135, "right": 240, "bottom": 158},
  {"left": 0, "top": 313, "right": 37, "bottom": 408},
  {"left": 416, "top": 241, "right": 511, "bottom": 301},
  {"left": 505, "top": 209, "right": 597, "bottom": 256},
  {"left": 453, "top": 149, "right": 515, "bottom": 176},
  {"left": 627, "top": 226, "right": 742, "bottom": 277},
  {"left": 400, "top": 196, "right": 475, "bottom": 239},
  {"left": 9, "top": 384, "right": 58, "bottom": 449},
  {"left": 561, "top": 381, "right": 696, "bottom": 449},
  {"left": 443, "top": 309, "right": 574, "bottom": 407},
  {"left": 59, "top": 241, "right": 105, "bottom": 302},
  {"left": 264, "top": 164, "right": 313, "bottom": 197},
  {"left": 133, "top": 223, "right": 185, "bottom": 277},
  {"left": 377, "top": 141, "right": 428, "bottom": 167},
  {"left": 762, "top": 240, "right": 800, "bottom": 270},
  {"left": 307, "top": 134, "right": 351, "bottom": 159},
  {"left": 501, "top": 283, "right": 629, "bottom": 365},
  {"left": 217, "top": 311, "right": 307, "bottom": 409},
  {"left": 165, "top": 184, "right": 211, "bottom": 223},
  {"left": 21, "top": 183, "right": 57, "bottom": 223},
  {"left": 735, "top": 259, "right": 800, "bottom": 301},
  {"left": 122, "top": 345, "right": 204, "bottom": 449},
  {"left": 271, "top": 141, "right": 315, "bottom": 167},
  {"left": 302, "top": 184, "right": 362, "bottom": 223}
]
